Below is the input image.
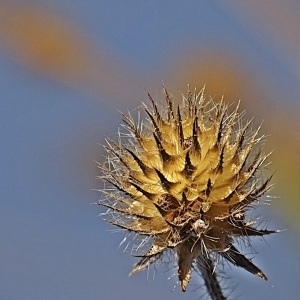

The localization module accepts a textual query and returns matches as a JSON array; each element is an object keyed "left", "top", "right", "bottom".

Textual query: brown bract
[{"left": 98, "top": 87, "right": 277, "bottom": 299}]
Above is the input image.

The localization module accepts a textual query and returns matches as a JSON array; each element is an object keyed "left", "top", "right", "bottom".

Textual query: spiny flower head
[{"left": 98, "top": 87, "right": 277, "bottom": 299}]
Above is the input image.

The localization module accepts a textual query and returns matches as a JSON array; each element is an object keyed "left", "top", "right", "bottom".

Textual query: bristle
[{"left": 98, "top": 86, "right": 277, "bottom": 299}]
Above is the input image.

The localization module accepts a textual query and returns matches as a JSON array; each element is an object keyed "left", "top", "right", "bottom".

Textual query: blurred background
[{"left": 1, "top": 1, "right": 299, "bottom": 299}]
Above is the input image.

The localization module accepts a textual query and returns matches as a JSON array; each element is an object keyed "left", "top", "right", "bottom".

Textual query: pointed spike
[
  {"left": 186, "top": 88, "right": 195, "bottom": 117},
  {"left": 245, "top": 152, "right": 269, "bottom": 180},
  {"left": 235, "top": 118, "right": 253, "bottom": 154},
  {"left": 222, "top": 189, "right": 237, "bottom": 204},
  {"left": 100, "top": 201, "right": 152, "bottom": 219},
  {"left": 182, "top": 191, "right": 188, "bottom": 203},
  {"left": 153, "top": 133, "right": 171, "bottom": 162},
  {"left": 226, "top": 100, "right": 241, "bottom": 128},
  {"left": 191, "top": 88, "right": 198, "bottom": 117},
  {"left": 145, "top": 107, "right": 162, "bottom": 139},
  {"left": 109, "top": 220, "right": 169, "bottom": 234},
  {"left": 129, "top": 253, "right": 162, "bottom": 276},
  {"left": 122, "top": 113, "right": 141, "bottom": 140},
  {"left": 192, "top": 117, "right": 201, "bottom": 154},
  {"left": 230, "top": 183, "right": 259, "bottom": 212},
  {"left": 147, "top": 92, "right": 161, "bottom": 122},
  {"left": 246, "top": 152, "right": 261, "bottom": 175},
  {"left": 249, "top": 124, "right": 262, "bottom": 144},
  {"left": 103, "top": 145, "right": 128, "bottom": 170},
  {"left": 229, "top": 216, "right": 278, "bottom": 236},
  {"left": 205, "top": 178, "right": 213, "bottom": 197},
  {"left": 221, "top": 245, "right": 268, "bottom": 280},
  {"left": 153, "top": 202, "right": 170, "bottom": 216},
  {"left": 179, "top": 269, "right": 191, "bottom": 292},
  {"left": 238, "top": 226, "right": 278, "bottom": 236},
  {"left": 195, "top": 255, "right": 226, "bottom": 300},
  {"left": 215, "top": 145, "right": 225, "bottom": 174},
  {"left": 216, "top": 105, "right": 227, "bottom": 145},
  {"left": 128, "top": 180, "right": 156, "bottom": 200},
  {"left": 236, "top": 143, "right": 254, "bottom": 173},
  {"left": 124, "top": 147, "right": 151, "bottom": 175},
  {"left": 182, "top": 151, "right": 195, "bottom": 177},
  {"left": 177, "top": 240, "right": 202, "bottom": 292},
  {"left": 233, "top": 152, "right": 265, "bottom": 190},
  {"left": 250, "top": 174, "right": 274, "bottom": 199},
  {"left": 237, "top": 133, "right": 245, "bottom": 153},
  {"left": 177, "top": 106, "right": 185, "bottom": 147},
  {"left": 163, "top": 86, "right": 175, "bottom": 121},
  {"left": 105, "top": 177, "right": 132, "bottom": 197},
  {"left": 155, "top": 169, "right": 174, "bottom": 192}
]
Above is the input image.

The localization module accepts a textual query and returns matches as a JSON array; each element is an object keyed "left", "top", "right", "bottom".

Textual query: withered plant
[{"left": 97, "top": 87, "right": 277, "bottom": 299}]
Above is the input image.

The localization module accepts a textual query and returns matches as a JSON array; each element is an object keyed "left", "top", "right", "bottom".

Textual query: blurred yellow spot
[
  {"left": 0, "top": 3, "right": 146, "bottom": 106},
  {"left": 0, "top": 3, "right": 100, "bottom": 87}
]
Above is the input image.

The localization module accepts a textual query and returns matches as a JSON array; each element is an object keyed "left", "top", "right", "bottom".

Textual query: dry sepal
[{"left": 97, "top": 87, "right": 278, "bottom": 299}]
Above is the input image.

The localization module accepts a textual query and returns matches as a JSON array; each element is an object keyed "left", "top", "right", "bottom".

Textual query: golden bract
[{"left": 98, "top": 87, "right": 277, "bottom": 299}]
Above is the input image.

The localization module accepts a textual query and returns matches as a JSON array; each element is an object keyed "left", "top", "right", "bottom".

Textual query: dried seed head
[{"left": 98, "top": 86, "right": 277, "bottom": 299}]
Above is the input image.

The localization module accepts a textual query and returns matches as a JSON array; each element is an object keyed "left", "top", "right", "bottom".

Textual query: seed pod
[{"left": 98, "top": 86, "right": 278, "bottom": 299}]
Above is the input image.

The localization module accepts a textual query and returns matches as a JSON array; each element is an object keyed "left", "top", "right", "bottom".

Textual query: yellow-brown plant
[{"left": 98, "top": 87, "right": 277, "bottom": 299}]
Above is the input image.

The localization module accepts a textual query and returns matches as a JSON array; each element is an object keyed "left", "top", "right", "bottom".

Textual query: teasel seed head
[{"left": 98, "top": 86, "right": 278, "bottom": 299}]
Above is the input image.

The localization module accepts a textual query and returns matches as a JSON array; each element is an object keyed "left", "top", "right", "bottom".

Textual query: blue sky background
[{"left": 1, "top": 1, "right": 300, "bottom": 299}]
